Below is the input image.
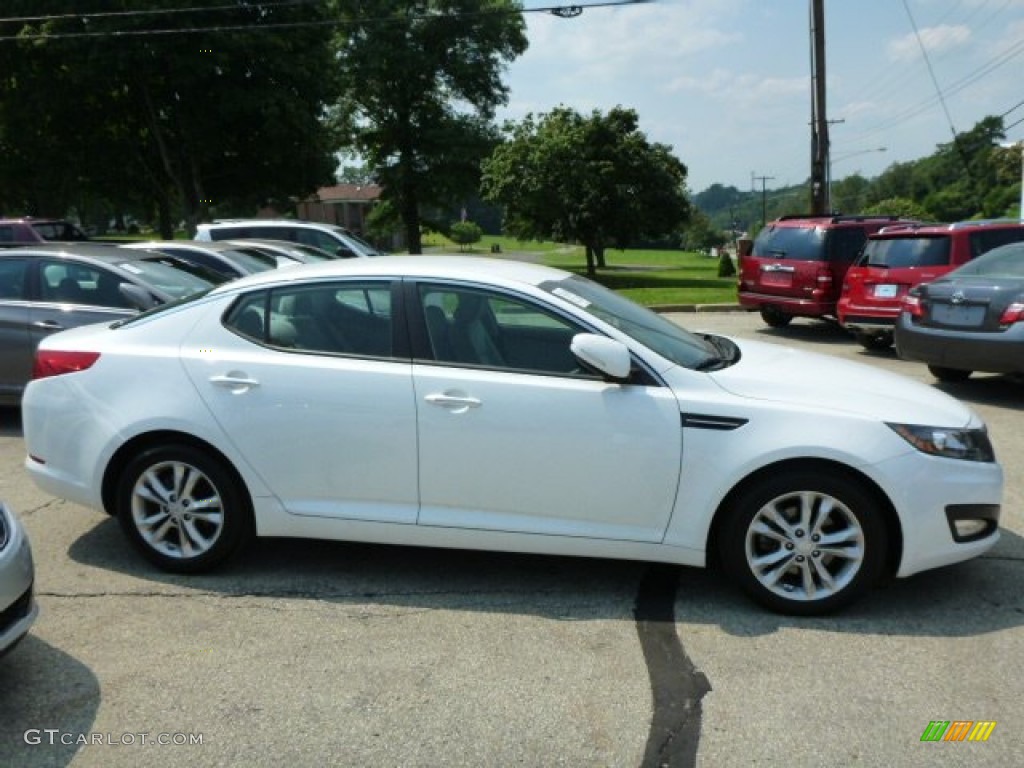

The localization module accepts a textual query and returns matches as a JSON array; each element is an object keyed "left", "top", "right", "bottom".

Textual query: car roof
[
  {"left": 1, "top": 242, "right": 164, "bottom": 262},
  {"left": 870, "top": 219, "right": 1024, "bottom": 238},
  {"left": 201, "top": 219, "right": 346, "bottom": 231},
  {"left": 767, "top": 214, "right": 908, "bottom": 228},
  {"left": 126, "top": 240, "right": 265, "bottom": 253},
  {"left": 207, "top": 255, "right": 570, "bottom": 295}
]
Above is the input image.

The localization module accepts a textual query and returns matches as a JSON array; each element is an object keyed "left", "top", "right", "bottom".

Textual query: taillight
[
  {"left": 902, "top": 295, "right": 923, "bottom": 319},
  {"left": 998, "top": 302, "right": 1024, "bottom": 325},
  {"left": 32, "top": 350, "right": 101, "bottom": 380}
]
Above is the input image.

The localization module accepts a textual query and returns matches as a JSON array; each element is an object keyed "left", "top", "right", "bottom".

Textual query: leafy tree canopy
[
  {"left": 481, "top": 106, "right": 690, "bottom": 273},
  {"left": 332, "top": 0, "right": 527, "bottom": 254}
]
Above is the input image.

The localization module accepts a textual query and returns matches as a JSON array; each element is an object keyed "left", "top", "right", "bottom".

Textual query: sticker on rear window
[{"left": 552, "top": 287, "right": 591, "bottom": 308}]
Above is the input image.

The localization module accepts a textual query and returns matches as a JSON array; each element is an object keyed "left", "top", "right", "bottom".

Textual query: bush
[
  {"left": 717, "top": 251, "right": 736, "bottom": 278},
  {"left": 450, "top": 220, "right": 483, "bottom": 251}
]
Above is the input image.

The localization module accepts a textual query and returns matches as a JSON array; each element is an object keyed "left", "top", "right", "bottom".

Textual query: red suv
[
  {"left": 738, "top": 214, "right": 908, "bottom": 327},
  {"left": 838, "top": 219, "right": 1024, "bottom": 349}
]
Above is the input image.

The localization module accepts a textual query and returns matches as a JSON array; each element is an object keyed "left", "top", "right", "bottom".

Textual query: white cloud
[{"left": 887, "top": 25, "right": 972, "bottom": 62}]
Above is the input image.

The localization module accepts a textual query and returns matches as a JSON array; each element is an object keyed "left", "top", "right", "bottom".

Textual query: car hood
[{"left": 706, "top": 336, "right": 975, "bottom": 427}]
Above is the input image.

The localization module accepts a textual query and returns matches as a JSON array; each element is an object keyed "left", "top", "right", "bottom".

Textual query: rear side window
[
  {"left": 751, "top": 226, "right": 826, "bottom": 261},
  {"left": 0, "top": 258, "right": 29, "bottom": 299},
  {"left": 861, "top": 236, "right": 951, "bottom": 268},
  {"left": 969, "top": 227, "right": 1024, "bottom": 258},
  {"left": 825, "top": 228, "right": 870, "bottom": 264}
]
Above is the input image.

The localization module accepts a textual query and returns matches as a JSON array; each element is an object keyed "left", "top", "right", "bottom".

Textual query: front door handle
[
  {"left": 209, "top": 373, "right": 260, "bottom": 393},
  {"left": 425, "top": 393, "right": 482, "bottom": 412},
  {"left": 32, "top": 320, "right": 64, "bottom": 331}
]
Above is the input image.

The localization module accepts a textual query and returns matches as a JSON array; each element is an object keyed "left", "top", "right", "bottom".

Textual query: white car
[
  {"left": 0, "top": 500, "right": 38, "bottom": 657},
  {"left": 21, "top": 257, "right": 1002, "bottom": 614}
]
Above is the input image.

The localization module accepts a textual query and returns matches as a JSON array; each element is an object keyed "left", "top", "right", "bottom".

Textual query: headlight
[{"left": 887, "top": 423, "right": 995, "bottom": 462}]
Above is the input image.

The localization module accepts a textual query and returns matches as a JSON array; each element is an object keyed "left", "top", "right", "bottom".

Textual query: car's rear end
[
  {"left": 738, "top": 216, "right": 901, "bottom": 327},
  {"left": 839, "top": 230, "right": 953, "bottom": 349}
]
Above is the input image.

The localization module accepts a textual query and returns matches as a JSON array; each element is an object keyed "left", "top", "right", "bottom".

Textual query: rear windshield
[
  {"left": 31, "top": 221, "right": 88, "bottom": 241},
  {"left": 860, "top": 236, "right": 951, "bottom": 268},
  {"left": 752, "top": 225, "right": 868, "bottom": 263},
  {"left": 949, "top": 243, "right": 1024, "bottom": 278},
  {"left": 968, "top": 227, "right": 1024, "bottom": 257}
]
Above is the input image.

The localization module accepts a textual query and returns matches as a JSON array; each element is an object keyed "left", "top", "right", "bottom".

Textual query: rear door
[
  {"left": 743, "top": 224, "right": 825, "bottom": 302},
  {"left": 0, "top": 257, "right": 31, "bottom": 399}
]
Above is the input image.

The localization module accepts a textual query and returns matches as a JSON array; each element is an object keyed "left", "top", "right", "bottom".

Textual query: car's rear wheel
[
  {"left": 760, "top": 307, "right": 792, "bottom": 328},
  {"left": 116, "top": 444, "right": 252, "bottom": 573},
  {"left": 854, "top": 332, "right": 893, "bottom": 351},
  {"left": 719, "top": 470, "right": 888, "bottom": 615},
  {"left": 928, "top": 365, "right": 972, "bottom": 382}
]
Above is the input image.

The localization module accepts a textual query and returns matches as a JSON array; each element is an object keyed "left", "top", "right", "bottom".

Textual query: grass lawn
[{"left": 423, "top": 234, "right": 739, "bottom": 307}]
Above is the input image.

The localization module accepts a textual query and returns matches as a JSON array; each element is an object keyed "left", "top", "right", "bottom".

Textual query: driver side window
[{"left": 418, "top": 285, "right": 586, "bottom": 376}]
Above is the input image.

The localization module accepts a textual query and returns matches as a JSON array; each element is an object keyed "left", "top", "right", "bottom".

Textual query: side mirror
[
  {"left": 570, "top": 333, "right": 632, "bottom": 381},
  {"left": 119, "top": 283, "right": 158, "bottom": 311}
]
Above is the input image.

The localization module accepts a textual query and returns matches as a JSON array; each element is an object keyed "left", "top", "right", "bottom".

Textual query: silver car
[{"left": 0, "top": 500, "right": 37, "bottom": 657}]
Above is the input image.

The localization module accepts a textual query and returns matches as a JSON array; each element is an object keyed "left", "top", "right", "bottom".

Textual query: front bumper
[{"left": 0, "top": 503, "right": 38, "bottom": 657}]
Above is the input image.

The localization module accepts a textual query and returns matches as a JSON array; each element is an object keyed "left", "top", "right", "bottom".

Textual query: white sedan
[{"left": 22, "top": 256, "right": 1002, "bottom": 614}]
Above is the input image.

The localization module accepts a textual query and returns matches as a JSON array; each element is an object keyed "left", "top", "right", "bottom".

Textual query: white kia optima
[{"left": 21, "top": 257, "right": 1002, "bottom": 614}]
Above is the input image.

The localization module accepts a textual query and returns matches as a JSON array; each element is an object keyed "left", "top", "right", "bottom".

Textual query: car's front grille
[{"left": 0, "top": 583, "right": 33, "bottom": 633}]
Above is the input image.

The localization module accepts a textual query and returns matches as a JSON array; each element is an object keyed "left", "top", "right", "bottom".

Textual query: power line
[{"left": 0, "top": 2, "right": 649, "bottom": 42}]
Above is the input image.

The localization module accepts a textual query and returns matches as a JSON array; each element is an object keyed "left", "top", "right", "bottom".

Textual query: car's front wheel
[
  {"left": 116, "top": 444, "right": 253, "bottom": 573},
  {"left": 928, "top": 365, "right": 972, "bottom": 382},
  {"left": 719, "top": 470, "right": 888, "bottom": 615},
  {"left": 760, "top": 306, "right": 792, "bottom": 328}
]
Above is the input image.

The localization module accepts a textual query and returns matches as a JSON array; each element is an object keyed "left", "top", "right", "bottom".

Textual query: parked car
[
  {"left": 195, "top": 219, "right": 381, "bottom": 258},
  {"left": 0, "top": 217, "right": 88, "bottom": 246},
  {"left": 22, "top": 256, "right": 1002, "bottom": 615},
  {"left": 840, "top": 220, "right": 1024, "bottom": 349},
  {"left": 121, "top": 240, "right": 294, "bottom": 279},
  {"left": 220, "top": 238, "right": 336, "bottom": 264},
  {"left": 0, "top": 243, "right": 224, "bottom": 403},
  {"left": 738, "top": 214, "right": 910, "bottom": 327},
  {"left": 0, "top": 499, "right": 38, "bottom": 658},
  {"left": 895, "top": 241, "right": 1024, "bottom": 381}
]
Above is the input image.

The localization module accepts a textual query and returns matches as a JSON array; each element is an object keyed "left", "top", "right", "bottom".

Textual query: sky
[{"left": 497, "top": 0, "right": 1024, "bottom": 196}]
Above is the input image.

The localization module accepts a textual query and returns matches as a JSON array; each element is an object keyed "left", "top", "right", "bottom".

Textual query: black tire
[
  {"left": 116, "top": 444, "right": 253, "bottom": 573},
  {"left": 760, "top": 307, "right": 792, "bottom": 328},
  {"left": 719, "top": 470, "right": 888, "bottom": 616},
  {"left": 854, "top": 332, "right": 893, "bottom": 351},
  {"left": 928, "top": 365, "right": 972, "bottom": 383}
]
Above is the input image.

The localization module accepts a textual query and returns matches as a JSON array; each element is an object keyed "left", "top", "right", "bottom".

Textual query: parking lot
[{"left": 1, "top": 310, "right": 1022, "bottom": 767}]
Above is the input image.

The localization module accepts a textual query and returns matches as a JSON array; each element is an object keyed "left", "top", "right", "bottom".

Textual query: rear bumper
[
  {"left": 895, "top": 317, "right": 1024, "bottom": 373},
  {"left": 738, "top": 291, "right": 835, "bottom": 317}
]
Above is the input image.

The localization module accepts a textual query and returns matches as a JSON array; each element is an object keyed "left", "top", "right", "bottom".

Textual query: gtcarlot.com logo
[{"left": 921, "top": 721, "right": 996, "bottom": 742}]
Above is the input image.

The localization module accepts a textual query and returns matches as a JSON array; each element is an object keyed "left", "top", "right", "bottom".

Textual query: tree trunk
[
  {"left": 157, "top": 195, "right": 173, "bottom": 240},
  {"left": 594, "top": 244, "right": 606, "bottom": 269},
  {"left": 584, "top": 244, "right": 596, "bottom": 276}
]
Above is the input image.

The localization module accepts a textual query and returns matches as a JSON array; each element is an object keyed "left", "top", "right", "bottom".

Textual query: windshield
[
  {"left": 114, "top": 259, "right": 217, "bottom": 299},
  {"left": 538, "top": 274, "right": 718, "bottom": 369},
  {"left": 224, "top": 247, "right": 280, "bottom": 271},
  {"left": 949, "top": 242, "right": 1024, "bottom": 278},
  {"left": 329, "top": 225, "right": 380, "bottom": 255},
  {"left": 861, "top": 236, "right": 950, "bottom": 268}
]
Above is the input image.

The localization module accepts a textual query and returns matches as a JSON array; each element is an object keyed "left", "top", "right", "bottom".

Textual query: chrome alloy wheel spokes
[
  {"left": 745, "top": 490, "right": 865, "bottom": 602},
  {"left": 131, "top": 461, "right": 224, "bottom": 559}
]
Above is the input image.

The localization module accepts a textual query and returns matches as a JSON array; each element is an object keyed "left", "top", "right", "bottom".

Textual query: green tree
[
  {"left": 0, "top": 1, "right": 341, "bottom": 235},
  {"left": 861, "top": 196, "right": 933, "bottom": 221},
  {"left": 482, "top": 107, "right": 690, "bottom": 274},
  {"left": 332, "top": 0, "right": 527, "bottom": 255}
]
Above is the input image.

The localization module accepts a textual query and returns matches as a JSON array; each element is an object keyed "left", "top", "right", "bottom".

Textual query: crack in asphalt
[{"left": 634, "top": 565, "right": 711, "bottom": 768}]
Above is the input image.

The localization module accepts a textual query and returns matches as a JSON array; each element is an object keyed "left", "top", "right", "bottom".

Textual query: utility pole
[
  {"left": 752, "top": 173, "right": 775, "bottom": 227},
  {"left": 810, "top": 0, "right": 829, "bottom": 214}
]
